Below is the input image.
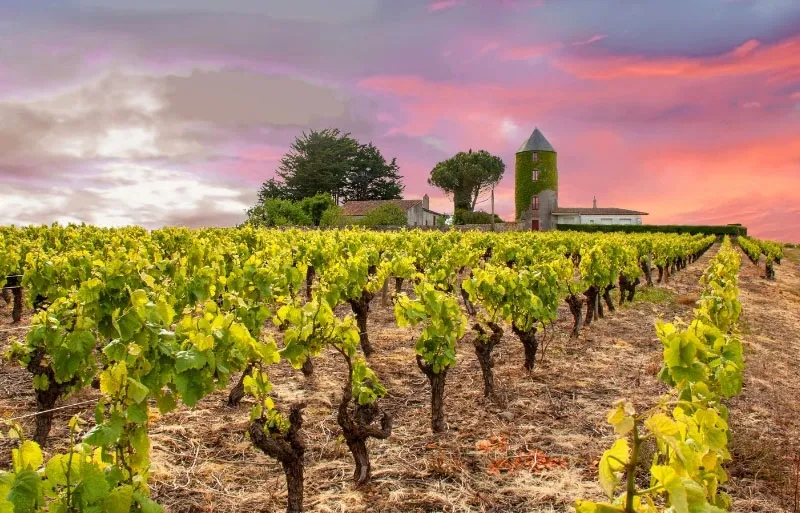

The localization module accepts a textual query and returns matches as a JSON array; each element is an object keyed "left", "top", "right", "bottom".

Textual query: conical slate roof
[{"left": 517, "top": 127, "right": 555, "bottom": 153}]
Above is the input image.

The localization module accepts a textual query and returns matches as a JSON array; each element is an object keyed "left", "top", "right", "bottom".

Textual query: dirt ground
[{"left": 1, "top": 244, "right": 798, "bottom": 513}]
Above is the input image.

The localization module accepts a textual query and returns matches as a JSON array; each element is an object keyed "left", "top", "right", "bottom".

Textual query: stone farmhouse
[{"left": 341, "top": 195, "right": 446, "bottom": 226}]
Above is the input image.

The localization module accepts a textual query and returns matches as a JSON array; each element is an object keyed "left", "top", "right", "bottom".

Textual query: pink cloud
[
  {"left": 570, "top": 34, "right": 608, "bottom": 47},
  {"left": 478, "top": 42, "right": 500, "bottom": 56},
  {"left": 499, "top": 42, "right": 563, "bottom": 61},
  {"left": 554, "top": 35, "right": 800, "bottom": 81},
  {"left": 428, "top": 0, "right": 464, "bottom": 12}
]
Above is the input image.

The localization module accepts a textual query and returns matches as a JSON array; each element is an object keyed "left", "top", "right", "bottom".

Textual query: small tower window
[
  {"left": 531, "top": 196, "right": 539, "bottom": 210},
  {"left": 532, "top": 169, "right": 539, "bottom": 181},
  {"left": 532, "top": 152, "right": 538, "bottom": 162}
]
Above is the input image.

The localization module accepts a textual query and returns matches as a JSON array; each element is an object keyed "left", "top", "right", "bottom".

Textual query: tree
[
  {"left": 261, "top": 129, "right": 405, "bottom": 204},
  {"left": 428, "top": 149, "right": 505, "bottom": 212},
  {"left": 343, "top": 143, "right": 404, "bottom": 201},
  {"left": 276, "top": 128, "right": 359, "bottom": 203},
  {"left": 258, "top": 178, "right": 291, "bottom": 202}
]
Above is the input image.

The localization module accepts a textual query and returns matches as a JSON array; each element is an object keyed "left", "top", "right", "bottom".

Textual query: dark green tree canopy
[
  {"left": 428, "top": 149, "right": 505, "bottom": 211},
  {"left": 343, "top": 143, "right": 404, "bottom": 202},
  {"left": 260, "top": 128, "right": 404, "bottom": 204}
]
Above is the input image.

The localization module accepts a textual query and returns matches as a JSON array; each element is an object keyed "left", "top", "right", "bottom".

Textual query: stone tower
[{"left": 515, "top": 128, "right": 557, "bottom": 229}]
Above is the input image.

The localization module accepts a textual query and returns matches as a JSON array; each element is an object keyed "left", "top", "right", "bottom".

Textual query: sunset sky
[{"left": 1, "top": 0, "right": 799, "bottom": 241}]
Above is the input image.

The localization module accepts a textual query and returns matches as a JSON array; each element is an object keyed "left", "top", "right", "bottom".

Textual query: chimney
[
  {"left": 422, "top": 194, "right": 429, "bottom": 209},
  {"left": 593, "top": 196, "right": 597, "bottom": 209}
]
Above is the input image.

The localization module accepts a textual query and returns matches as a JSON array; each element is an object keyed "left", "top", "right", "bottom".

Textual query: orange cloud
[
  {"left": 554, "top": 36, "right": 800, "bottom": 81},
  {"left": 499, "top": 42, "right": 564, "bottom": 61}
]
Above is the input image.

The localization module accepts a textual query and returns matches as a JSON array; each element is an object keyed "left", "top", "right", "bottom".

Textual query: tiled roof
[
  {"left": 552, "top": 207, "right": 649, "bottom": 216},
  {"left": 517, "top": 127, "right": 556, "bottom": 153},
  {"left": 341, "top": 199, "right": 423, "bottom": 216}
]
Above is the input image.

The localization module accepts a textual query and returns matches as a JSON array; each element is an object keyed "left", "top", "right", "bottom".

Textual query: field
[{"left": 0, "top": 229, "right": 797, "bottom": 513}]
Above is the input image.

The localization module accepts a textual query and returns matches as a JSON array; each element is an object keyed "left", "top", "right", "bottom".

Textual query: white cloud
[
  {"left": 501, "top": 118, "right": 521, "bottom": 140},
  {"left": 96, "top": 127, "right": 159, "bottom": 158},
  {"left": 421, "top": 136, "right": 449, "bottom": 153},
  {"left": 1, "top": 163, "right": 253, "bottom": 229}
]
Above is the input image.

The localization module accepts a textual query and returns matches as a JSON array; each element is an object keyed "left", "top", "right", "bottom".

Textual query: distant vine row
[{"left": 576, "top": 237, "right": 744, "bottom": 513}]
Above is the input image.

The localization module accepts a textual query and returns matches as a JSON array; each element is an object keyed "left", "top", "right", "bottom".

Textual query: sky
[{"left": 1, "top": 0, "right": 799, "bottom": 241}]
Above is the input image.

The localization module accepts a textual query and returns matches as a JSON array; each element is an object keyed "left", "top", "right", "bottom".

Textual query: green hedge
[
  {"left": 556, "top": 224, "right": 747, "bottom": 236},
  {"left": 453, "top": 209, "right": 504, "bottom": 225}
]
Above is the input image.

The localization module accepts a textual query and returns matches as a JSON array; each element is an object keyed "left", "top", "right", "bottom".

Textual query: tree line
[{"left": 246, "top": 128, "right": 506, "bottom": 227}]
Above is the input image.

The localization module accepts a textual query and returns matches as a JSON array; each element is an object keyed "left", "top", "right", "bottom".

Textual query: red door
[{"left": 531, "top": 219, "right": 540, "bottom": 231}]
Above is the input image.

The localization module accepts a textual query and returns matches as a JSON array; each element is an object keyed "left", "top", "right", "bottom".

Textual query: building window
[
  {"left": 532, "top": 152, "right": 538, "bottom": 162},
  {"left": 531, "top": 196, "right": 539, "bottom": 210},
  {"left": 532, "top": 169, "right": 539, "bottom": 181}
]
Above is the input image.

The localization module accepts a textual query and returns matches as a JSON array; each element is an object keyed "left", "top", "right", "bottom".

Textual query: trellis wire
[{"left": 3, "top": 400, "right": 97, "bottom": 422}]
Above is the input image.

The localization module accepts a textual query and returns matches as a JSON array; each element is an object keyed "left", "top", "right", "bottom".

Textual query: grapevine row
[
  {"left": 576, "top": 237, "right": 744, "bottom": 513},
  {"left": 737, "top": 235, "right": 782, "bottom": 280},
  {"left": 1, "top": 225, "right": 715, "bottom": 513}
]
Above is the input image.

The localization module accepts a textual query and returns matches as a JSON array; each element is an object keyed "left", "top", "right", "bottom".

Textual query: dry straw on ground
[{"left": 1, "top": 245, "right": 799, "bottom": 512}]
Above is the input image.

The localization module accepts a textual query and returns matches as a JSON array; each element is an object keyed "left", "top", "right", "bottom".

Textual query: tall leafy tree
[
  {"left": 257, "top": 178, "right": 290, "bottom": 202},
  {"left": 343, "top": 143, "right": 404, "bottom": 201},
  {"left": 428, "top": 149, "right": 505, "bottom": 212},
  {"left": 260, "top": 129, "right": 404, "bottom": 204},
  {"left": 276, "top": 128, "right": 359, "bottom": 203}
]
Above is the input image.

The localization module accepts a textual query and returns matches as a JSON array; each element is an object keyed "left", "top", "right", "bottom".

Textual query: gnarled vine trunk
[
  {"left": 511, "top": 323, "right": 538, "bottom": 371},
  {"left": 766, "top": 260, "right": 776, "bottom": 280},
  {"left": 416, "top": 356, "right": 448, "bottom": 433},
  {"left": 249, "top": 402, "right": 306, "bottom": 513},
  {"left": 618, "top": 276, "right": 640, "bottom": 305},
  {"left": 566, "top": 295, "right": 584, "bottom": 338},
  {"left": 4, "top": 275, "right": 23, "bottom": 323},
  {"left": 584, "top": 286, "right": 601, "bottom": 326},
  {"left": 641, "top": 260, "right": 653, "bottom": 286},
  {"left": 305, "top": 266, "right": 315, "bottom": 301},
  {"left": 27, "top": 349, "right": 77, "bottom": 446},
  {"left": 472, "top": 322, "right": 503, "bottom": 397},
  {"left": 394, "top": 277, "right": 404, "bottom": 294},
  {"left": 11, "top": 286, "right": 22, "bottom": 324},
  {"left": 228, "top": 362, "right": 255, "bottom": 407},
  {"left": 656, "top": 264, "right": 669, "bottom": 284},
  {"left": 460, "top": 285, "right": 476, "bottom": 316},
  {"left": 348, "top": 291, "right": 375, "bottom": 357},
  {"left": 337, "top": 358, "right": 392, "bottom": 485},
  {"left": 301, "top": 358, "right": 314, "bottom": 377},
  {"left": 602, "top": 284, "right": 616, "bottom": 313}
]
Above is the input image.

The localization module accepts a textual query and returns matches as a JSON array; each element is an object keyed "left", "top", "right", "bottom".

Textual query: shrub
[
  {"left": 298, "top": 193, "right": 336, "bottom": 226},
  {"left": 453, "top": 209, "right": 504, "bottom": 225},
  {"left": 359, "top": 204, "right": 407, "bottom": 226},
  {"left": 320, "top": 205, "right": 347, "bottom": 227},
  {"left": 245, "top": 199, "right": 313, "bottom": 227}
]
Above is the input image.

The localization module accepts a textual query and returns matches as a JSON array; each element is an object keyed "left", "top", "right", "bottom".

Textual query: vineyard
[{"left": 0, "top": 226, "right": 798, "bottom": 513}]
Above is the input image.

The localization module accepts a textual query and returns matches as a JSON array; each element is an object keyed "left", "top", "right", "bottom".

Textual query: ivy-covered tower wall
[{"left": 515, "top": 149, "right": 557, "bottom": 220}]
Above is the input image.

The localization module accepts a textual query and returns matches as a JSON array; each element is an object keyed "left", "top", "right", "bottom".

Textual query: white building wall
[
  {"left": 420, "top": 210, "right": 438, "bottom": 226},
  {"left": 577, "top": 215, "right": 643, "bottom": 225}
]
